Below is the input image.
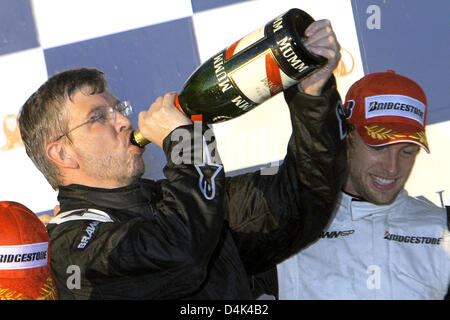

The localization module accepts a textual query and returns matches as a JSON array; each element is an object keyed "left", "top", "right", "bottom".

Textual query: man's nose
[
  {"left": 382, "top": 149, "right": 400, "bottom": 176},
  {"left": 114, "top": 111, "right": 132, "bottom": 131}
]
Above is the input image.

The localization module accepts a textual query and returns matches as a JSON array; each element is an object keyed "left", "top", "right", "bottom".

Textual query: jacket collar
[
  {"left": 339, "top": 189, "right": 407, "bottom": 220},
  {"left": 57, "top": 179, "right": 155, "bottom": 212}
]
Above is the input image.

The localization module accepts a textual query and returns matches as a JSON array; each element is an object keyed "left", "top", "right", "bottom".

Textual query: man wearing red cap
[
  {"left": 0, "top": 201, "right": 58, "bottom": 300},
  {"left": 277, "top": 70, "right": 449, "bottom": 299}
]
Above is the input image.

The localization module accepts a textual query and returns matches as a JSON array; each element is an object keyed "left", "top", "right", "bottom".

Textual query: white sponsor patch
[
  {"left": 365, "top": 94, "right": 426, "bottom": 125},
  {"left": 0, "top": 242, "right": 48, "bottom": 270}
]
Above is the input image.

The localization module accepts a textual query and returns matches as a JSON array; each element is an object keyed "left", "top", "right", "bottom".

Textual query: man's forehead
[
  {"left": 70, "top": 88, "right": 116, "bottom": 103},
  {"left": 366, "top": 141, "right": 420, "bottom": 152},
  {"left": 65, "top": 90, "right": 117, "bottom": 112},
  {"left": 61, "top": 91, "right": 114, "bottom": 127}
]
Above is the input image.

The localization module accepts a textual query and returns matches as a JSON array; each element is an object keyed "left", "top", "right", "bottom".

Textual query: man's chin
[
  {"left": 367, "top": 189, "right": 401, "bottom": 206},
  {"left": 118, "top": 171, "right": 144, "bottom": 187},
  {"left": 117, "top": 159, "right": 145, "bottom": 186}
]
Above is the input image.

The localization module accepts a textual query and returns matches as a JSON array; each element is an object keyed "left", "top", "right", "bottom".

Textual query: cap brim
[{"left": 355, "top": 123, "right": 429, "bottom": 153}]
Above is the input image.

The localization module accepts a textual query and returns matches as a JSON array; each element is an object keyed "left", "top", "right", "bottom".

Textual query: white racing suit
[{"left": 277, "top": 189, "right": 450, "bottom": 299}]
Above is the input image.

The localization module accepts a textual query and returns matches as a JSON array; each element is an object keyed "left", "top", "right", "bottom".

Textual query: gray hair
[{"left": 18, "top": 68, "right": 107, "bottom": 189}]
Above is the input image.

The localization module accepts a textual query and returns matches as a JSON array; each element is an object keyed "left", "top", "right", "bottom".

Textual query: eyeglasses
[{"left": 55, "top": 101, "right": 132, "bottom": 141}]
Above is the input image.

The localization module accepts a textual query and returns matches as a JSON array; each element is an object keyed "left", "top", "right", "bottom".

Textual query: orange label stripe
[
  {"left": 174, "top": 94, "right": 202, "bottom": 122},
  {"left": 174, "top": 94, "right": 186, "bottom": 115},
  {"left": 225, "top": 40, "right": 240, "bottom": 60},
  {"left": 265, "top": 54, "right": 283, "bottom": 96}
]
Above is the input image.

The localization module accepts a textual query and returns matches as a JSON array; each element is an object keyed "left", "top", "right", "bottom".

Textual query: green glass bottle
[{"left": 132, "top": 8, "right": 326, "bottom": 147}]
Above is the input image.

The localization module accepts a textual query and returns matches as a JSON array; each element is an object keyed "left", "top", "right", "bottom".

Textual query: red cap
[
  {"left": 0, "top": 201, "right": 58, "bottom": 300},
  {"left": 343, "top": 70, "right": 429, "bottom": 152}
]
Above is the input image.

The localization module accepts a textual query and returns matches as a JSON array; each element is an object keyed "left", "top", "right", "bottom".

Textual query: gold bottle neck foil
[{"left": 131, "top": 130, "right": 150, "bottom": 148}]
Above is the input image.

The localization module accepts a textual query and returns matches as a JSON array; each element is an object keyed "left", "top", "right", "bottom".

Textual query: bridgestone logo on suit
[{"left": 384, "top": 231, "right": 443, "bottom": 245}]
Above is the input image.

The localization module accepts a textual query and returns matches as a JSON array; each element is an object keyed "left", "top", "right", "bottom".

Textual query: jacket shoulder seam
[{"left": 48, "top": 208, "right": 114, "bottom": 225}]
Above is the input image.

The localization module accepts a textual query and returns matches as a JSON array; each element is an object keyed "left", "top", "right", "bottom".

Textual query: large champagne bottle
[{"left": 132, "top": 8, "right": 326, "bottom": 147}]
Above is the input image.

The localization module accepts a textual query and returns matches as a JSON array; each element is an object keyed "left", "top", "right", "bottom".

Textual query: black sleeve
[
  {"left": 226, "top": 77, "right": 346, "bottom": 275},
  {"left": 49, "top": 124, "right": 226, "bottom": 299},
  {"left": 250, "top": 267, "right": 279, "bottom": 300}
]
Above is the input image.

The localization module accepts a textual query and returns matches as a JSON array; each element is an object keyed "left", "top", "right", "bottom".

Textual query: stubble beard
[{"left": 79, "top": 150, "right": 145, "bottom": 187}]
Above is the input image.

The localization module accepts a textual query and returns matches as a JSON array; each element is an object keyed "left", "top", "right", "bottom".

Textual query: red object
[
  {"left": 0, "top": 201, "right": 58, "bottom": 300},
  {"left": 265, "top": 53, "right": 283, "bottom": 96},
  {"left": 174, "top": 94, "right": 203, "bottom": 122},
  {"left": 225, "top": 39, "right": 240, "bottom": 60},
  {"left": 174, "top": 94, "right": 186, "bottom": 115},
  {"left": 343, "top": 70, "right": 429, "bottom": 152}
]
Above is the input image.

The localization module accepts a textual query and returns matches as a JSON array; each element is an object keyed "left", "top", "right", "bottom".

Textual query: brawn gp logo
[{"left": 320, "top": 229, "right": 355, "bottom": 239}]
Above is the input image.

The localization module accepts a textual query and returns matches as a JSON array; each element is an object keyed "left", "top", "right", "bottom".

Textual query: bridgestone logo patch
[
  {"left": 0, "top": 242, "right": 48, "bottom": 270},
  {"left": 365, "top": 94, "right": 426, "bottom": 125},
  {"left": 384, "top": 231, "right": 443, "bottom": 245}
]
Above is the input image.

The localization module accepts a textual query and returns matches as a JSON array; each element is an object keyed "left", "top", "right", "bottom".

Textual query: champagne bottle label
[
  {"left": 224, "top": 22, "right": 299, "bottom": 105},
  {"left": 131, "top": 9, "right": 324, "bottom": 147},
  {"left": 176, "top": 8, "right": 325, "bottom": 123},
  {"left": 225, "top": 26, "right": 265, "bottom": 59}
]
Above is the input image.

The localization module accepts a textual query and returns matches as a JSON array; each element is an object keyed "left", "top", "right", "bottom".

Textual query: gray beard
[{"left": 79, "top": 151, "right": 145, "bottom": 187}]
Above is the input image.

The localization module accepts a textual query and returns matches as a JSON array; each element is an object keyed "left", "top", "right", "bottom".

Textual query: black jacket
[{"left": 47, "top": 81, "right": 346, "bottom": 299}]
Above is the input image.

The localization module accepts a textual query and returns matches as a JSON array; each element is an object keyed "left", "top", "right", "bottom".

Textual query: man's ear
[{"left": 46, "top": 141, "right": 79, "bottom": 169}]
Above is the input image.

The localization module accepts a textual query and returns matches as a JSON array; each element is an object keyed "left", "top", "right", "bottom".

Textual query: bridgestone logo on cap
[
  {"left": 365, "top": 94, "right": 425, "bottom": 125},
  {"left": 0, "top": 242, "right": 48, "bottom": 270}
]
